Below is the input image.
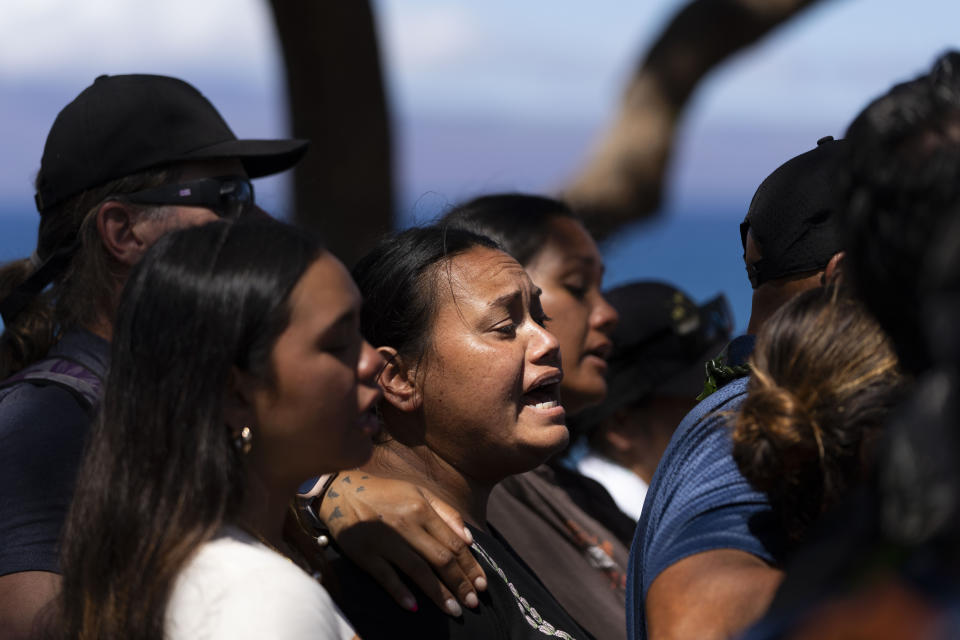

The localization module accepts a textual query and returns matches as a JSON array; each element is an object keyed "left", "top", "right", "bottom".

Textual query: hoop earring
[{"left": 234, "top": 426, "right": 253, "bottom": 455}]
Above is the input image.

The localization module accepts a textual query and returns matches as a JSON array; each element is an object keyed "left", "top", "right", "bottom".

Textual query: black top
[
  {"left": 0, "top": 329, "right": 109, "bottom": 576},
  {"left": 545, "top": 458, "right": 637, "bottom": 548},
  {"left": 330, "top": 523, "right": 593, "bottom": 639}
]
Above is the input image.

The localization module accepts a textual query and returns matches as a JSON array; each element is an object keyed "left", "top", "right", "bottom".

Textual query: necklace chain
[{"left": 470, "top": 539, "right": 578, "bottom": 639}]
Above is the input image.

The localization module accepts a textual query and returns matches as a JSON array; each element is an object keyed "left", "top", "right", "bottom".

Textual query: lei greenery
[{"left": 696, "top": 351, "right": 751, "bottom": 401}]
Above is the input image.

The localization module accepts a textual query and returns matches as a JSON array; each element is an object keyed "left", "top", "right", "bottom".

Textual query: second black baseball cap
[
  {"left": 570, "top": 281, "right": 733, "bottom": 435},
  {"left": 740, "top": 136, "right": 846, "bottom": 289}
]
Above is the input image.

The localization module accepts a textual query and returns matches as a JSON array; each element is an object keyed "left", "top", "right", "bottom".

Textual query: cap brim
[{"left": 178, "top": 138, "right": 309, "bottom": 178}]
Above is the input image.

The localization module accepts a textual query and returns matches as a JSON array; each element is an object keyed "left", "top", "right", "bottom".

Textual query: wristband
[{"left": 295, "top": 472, "right": 339, "bottom": 548}]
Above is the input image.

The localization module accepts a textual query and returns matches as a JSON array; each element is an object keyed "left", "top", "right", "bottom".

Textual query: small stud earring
[{"left": 234, "top": 426, "right": 253, "bottom": 455}]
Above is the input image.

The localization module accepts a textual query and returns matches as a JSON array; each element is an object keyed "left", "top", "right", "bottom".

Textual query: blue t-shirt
[
  {"left": 625, "top": 335, "right": 785, "bottom": 640},
  {"left": 0, "top": 330, "right": 108, "bottom": 576}
]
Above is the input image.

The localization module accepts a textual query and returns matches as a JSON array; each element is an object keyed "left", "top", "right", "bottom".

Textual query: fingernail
[
  {"left": 464, "top": 592, "right": 479, "bottom": 608},
  {"left": 462, "top": 526, "right": 473, "bottom": 544},
  {"left": 445, "top": 598, "right": 463, "bottom": 617},
  {"left": 474, "top": 576, "right": 487, "bottom": 591},
  {"left": 401, "top": 595, "right": 418, "bottom": 612}
]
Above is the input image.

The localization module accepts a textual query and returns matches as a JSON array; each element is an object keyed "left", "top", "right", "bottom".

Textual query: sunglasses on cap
[{"left": 122, "top": 175, "right": 254, "bottom": 219}]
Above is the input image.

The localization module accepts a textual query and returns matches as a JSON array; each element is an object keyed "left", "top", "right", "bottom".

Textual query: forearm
[
  {"left": 645, "top": 549, "right": 783, "bottom": 640},
  {"left": 0, "top": 571, "right": 61, "bottom": 639},
  {"left": 304, "top": 470, "right": 486, "bottom": 615}
]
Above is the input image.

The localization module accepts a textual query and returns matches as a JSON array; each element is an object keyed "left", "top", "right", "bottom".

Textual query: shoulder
[
  {"left": 634, "top": 376, "right": 781, "bottom": 593},
  {"left": 0, "top": 380, "right": 89, "bottom": 435},
  {"left": 0, "top": 381, "right": 90, "bottom": 502},
  {"left": 167, "top": 534, "right": 354, "bottom": 640},
  {"left": 0, "top": 333, "right": 106, "bottom": 463},
  {"left": 645, "top": 376, "right": 751, "bottom": 513},
  {"left": 0, "top": 382, "right": 92, "bottom": 576}
]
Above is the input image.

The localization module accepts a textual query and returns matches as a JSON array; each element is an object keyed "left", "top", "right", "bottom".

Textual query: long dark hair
[
  {"left": 441, "top": 193, "right": 577, "bottom": 266},
  {"left": 841, "top": 51, "right": 960, "bottom": 375},
  {"left": 0, "top": 167, "right": 175, "bottom": 379},
  {"left": 60, "top": 219, "right": 321, "bottom": 639},
  {"left": 839, "top": 50, "right": 960, "bottom": 548}
]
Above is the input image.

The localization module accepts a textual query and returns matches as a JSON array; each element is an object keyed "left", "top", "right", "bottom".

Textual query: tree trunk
[
  {"left": 564, "top": 0, "right": 826, "bottom": 240},
  {"left": 268, "top": 0, "right": 393, "bottom": 267}
]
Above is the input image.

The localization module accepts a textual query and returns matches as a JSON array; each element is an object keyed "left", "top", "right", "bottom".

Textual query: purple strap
[{"left": 0, "top": 357, "right": 102, "bottom": 410}]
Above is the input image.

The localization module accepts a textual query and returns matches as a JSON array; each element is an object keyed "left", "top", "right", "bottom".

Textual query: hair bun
[{"left": 733, "top": 375, "right": 826, "bottom": 536}]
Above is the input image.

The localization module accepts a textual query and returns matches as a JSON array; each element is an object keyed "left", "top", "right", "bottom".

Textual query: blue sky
[
  {"left": 3, "top": 0, "right": 960, "bottom": 220},
  {"left": 2, "top": 0, "right": 960, "bottom": 329}
]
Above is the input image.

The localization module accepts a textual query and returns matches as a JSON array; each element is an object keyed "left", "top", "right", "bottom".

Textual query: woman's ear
[
  {"left": 376, "top": 346, "right": 421, "bottom": 411},
  {"left": 223, "top": 367, "right": 259, "bottom": 434}
]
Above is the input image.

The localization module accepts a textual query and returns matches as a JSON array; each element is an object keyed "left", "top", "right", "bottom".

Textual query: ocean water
[
  {"left": 0, "top": 206, "right": 753, "bottom": 334},
  {"left": 601, "top": 213, "right": 752, "bottom": 335},
  {"left": 0, "top": 212, "right": 40, "bottom": 263}
]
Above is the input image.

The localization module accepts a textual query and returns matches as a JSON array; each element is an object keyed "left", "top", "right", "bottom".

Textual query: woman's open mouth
[{"left": 521, "top": 372, "right": 565, "bottom": 417}]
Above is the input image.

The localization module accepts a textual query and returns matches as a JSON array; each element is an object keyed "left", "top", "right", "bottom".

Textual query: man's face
[{"left": 130, "top": 158, "right": 248, "bottom": 249}]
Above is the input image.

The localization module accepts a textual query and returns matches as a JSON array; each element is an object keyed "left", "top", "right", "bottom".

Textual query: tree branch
[
  {"left": 563, "top": 0, "right": 827, "bottom": 240},
  {"left": 269, "top": 0, "right": 394, "bottom": 266}
]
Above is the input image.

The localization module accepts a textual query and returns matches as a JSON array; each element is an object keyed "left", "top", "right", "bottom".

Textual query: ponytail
[
  {"left": 0, "top": 258, "right": 57, "bottom": 379},
  {"left": 733, "top": 369, "right": 834, "bottom": 541},
  {"left": 0, "top": 167, "right": 174, "bottom": 378}
]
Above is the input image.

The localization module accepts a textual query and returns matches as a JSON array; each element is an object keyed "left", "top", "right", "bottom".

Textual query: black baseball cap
[
  {"left": 34, "top": 74, "right": 309, "bottom": 212},
  {"left": 740, "top": 136, "right": 846, "bottom": 289},
  {"left": 570, "top": 281, "right": 733, "bottom": 434}
]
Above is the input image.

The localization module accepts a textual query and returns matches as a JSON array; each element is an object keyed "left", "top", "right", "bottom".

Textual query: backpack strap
[{"left": 0, "top": 356, "right": 103, "bottom": 413}]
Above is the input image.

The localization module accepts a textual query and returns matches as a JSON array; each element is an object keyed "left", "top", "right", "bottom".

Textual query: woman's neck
[
  {"left": 237, "top": 470, "right": 293, "bottom": 550},
  {"left": 368, "top": 438, "right": 492, "bottom": 531}
]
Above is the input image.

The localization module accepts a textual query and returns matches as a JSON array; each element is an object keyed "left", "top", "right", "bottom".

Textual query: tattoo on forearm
[
  {"left": 342, "top": 476, "right": 352, "bottom": 484},
  {"left": 328, "top": 490, "right": 339, "bottom": 498},
  {"left": 356, "top": 486, "right": 365, "bottom": 492},
  {"left": 361, "top": 475, "right": 369, "bottom": 479},
  {"left": 329, "top": 506, "right": 344, "bottom": 521}
]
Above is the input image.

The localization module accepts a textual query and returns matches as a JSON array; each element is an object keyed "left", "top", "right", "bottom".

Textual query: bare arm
[
  {"left": 645, "top": 549, "right": 783, "bottom": 640},
  {"left": 316, "top": 472, "right": 487, "bottom": 616},
  {"left": 0, "top": 571, "right": 60, "bottom": 640}
]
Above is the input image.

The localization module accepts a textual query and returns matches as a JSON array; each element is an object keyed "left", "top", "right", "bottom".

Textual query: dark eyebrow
[{"left": 487, "top": 289, "right": 523, "bottom": 309}]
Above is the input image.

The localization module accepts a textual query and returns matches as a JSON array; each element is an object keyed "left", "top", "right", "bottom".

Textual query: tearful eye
[
  {"left": 495, "top": 323, "right": 518, "bottom": 337},
  {"left": 534, "top": 313, "right": 552, "bottom": 328}
]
